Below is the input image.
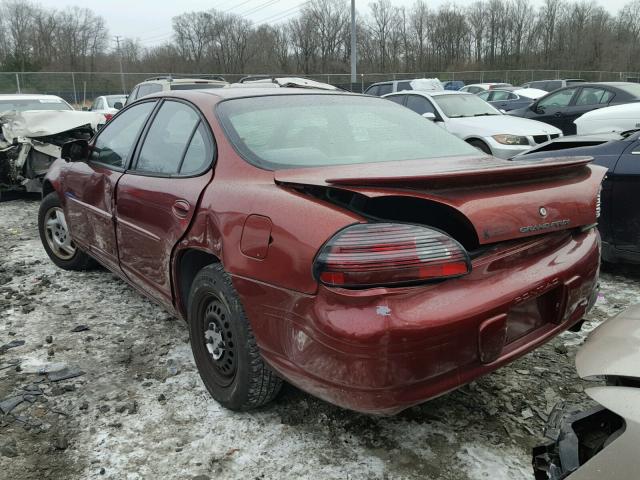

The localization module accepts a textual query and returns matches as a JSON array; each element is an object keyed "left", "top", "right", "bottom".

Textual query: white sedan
[
  {"left": 383, "top": 90, "right": 562, "bottom": 159},
  {"left": 88, "top": 94, "right": 127, "bottom": 121},
  {"left": 574, "top": 102, "right": 640, "bottom": 135}
]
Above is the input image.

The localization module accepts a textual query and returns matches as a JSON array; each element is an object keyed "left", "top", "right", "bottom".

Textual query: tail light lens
[
  {"left": 104, "top": 113, "right": 113, "bottom": 122},
  {"left": 314, "top": 223, "right": 471, "bottom": 288}
]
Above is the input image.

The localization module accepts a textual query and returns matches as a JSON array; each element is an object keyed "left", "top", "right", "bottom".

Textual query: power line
[
  {"left": 254, "top": 1, "right": 310, "bottom": 24},
  {"left": 240, "top": 0, "right": 280, "bottom": 17}
]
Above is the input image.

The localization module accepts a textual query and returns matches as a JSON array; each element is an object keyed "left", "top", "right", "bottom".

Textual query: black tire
[
  {"left": 187, "top": 263, "right": 282, "bottom": 410},
  {"left": 467, "top": 139, "right": 492, "bottom": 155},
  {"left": 38, "top": 192, "right": 97, "bottom": 270}
]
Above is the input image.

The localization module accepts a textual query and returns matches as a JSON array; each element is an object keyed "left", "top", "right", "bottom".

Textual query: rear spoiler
[{"left": 274, "top": 156, "right": 593, "bottom": 188}]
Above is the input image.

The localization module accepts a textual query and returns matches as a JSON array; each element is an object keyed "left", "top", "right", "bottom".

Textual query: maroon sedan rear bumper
[{"left": 234, "top": 228, "right": 600, "bottom": 415}]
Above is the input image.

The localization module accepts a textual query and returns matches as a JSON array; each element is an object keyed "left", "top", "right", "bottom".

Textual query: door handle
[
  {"left": 172, "top": 199, "right": 190, "bottom": 218},
  {"left": 553, "top": 112, "right": 563, "bottom": 117}
]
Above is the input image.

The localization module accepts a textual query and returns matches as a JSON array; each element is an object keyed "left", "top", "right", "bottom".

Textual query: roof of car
[
  {"left": 385, "top": 90, "right": 469, "bottom": 97},
  {"left": 0, "top": 94, "right": 65, "bottom": 100},
  {"left": 151, "top": 87, "right": 358, "bottom": 101}
]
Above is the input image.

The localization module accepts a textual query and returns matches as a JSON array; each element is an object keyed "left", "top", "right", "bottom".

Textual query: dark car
[
  {"left": 520, "top": 78, "right": 586, "bottom": 92},
  {"left": 442, "top": 80, "right": 465, "bottom": 91},
  {"left": 508, "top": 82, "right": 640, "bottom": 135},
  {"left": 516, "top": 130, "right": 640, "bottom": 264},
  {"left": 476, "top": 87, "right": 537, "bottom": 111},
  {"left": 38, "top": 88, "right": 604, "bottom": 415}
]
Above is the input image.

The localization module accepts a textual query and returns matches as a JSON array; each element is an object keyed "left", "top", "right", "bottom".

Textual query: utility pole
[
  {"left": 350, "top": 0, "right": 356, "bottom": 86},
  {"left": 114, "top": 35, "right": 126, "bottom": 95}
]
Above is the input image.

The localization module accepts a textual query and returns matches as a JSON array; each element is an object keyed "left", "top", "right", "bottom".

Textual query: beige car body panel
[{"left": 571, "top": 303, "right": 640, "bottom": 480}]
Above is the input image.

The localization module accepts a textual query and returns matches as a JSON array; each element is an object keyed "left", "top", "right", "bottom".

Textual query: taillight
[
  {"left": 104, "top": 113, "right": 113, "bottom": 122},
  {"left": 314, "top": 223, "right": 471, "bottom": 288}
]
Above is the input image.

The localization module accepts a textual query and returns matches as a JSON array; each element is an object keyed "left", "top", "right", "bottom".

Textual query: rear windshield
[
  {"left": 0, "top": 98, "right": 72, "bottom": 112},
  {"left": 216, "top": 94, "right": 479, "bottom": 169},
  {"left": 170, "top": 83, "right": 225, "bottom": 90},
  {"left": 617, "top": 83, "right": 640, "bottom": 98}
]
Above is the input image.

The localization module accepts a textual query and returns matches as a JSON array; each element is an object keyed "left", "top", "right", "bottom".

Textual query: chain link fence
[{"left": 1, "top": 70, "right": 639, "bottom": 106}]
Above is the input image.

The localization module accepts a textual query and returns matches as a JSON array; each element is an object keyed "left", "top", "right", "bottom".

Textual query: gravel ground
[{"left": 1, "top": 197, "right": 639, "bottom": 480}]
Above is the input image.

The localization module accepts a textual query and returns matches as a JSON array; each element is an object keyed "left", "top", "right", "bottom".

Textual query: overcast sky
[{"left": 36, "top": 0, "right": 633, "bottom": 49}]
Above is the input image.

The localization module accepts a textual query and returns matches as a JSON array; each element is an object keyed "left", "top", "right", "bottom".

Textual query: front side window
[
  {"left": 377, "top": 83, "right": 393, "bottom": 95},
  {"left": 90, "top": 101, "right": 155, "bottom": 168},
  {"left": 135, "top": 100, "right": 200, "bottom": 174},
  {"left": 477, "top": 91, "right": 491, "bottom": 100},
  {"left": 405, "top": 95, "right": 436, "bottom": 115},
  {"left": 364, "top": 85, "right": 379, "bottom": 96},
  {"left": 538, "top": 88, "right": 577, "bottom": 109},
  {"left": 216, "top": 94, "right": 479, "bottom": 170}
]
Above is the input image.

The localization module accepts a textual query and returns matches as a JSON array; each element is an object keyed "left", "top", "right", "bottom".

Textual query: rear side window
[
  {"left": 396, "top": 81, "right": 412, "bottom": 91},
  {"left": 137, "top": 83, "right": 162, "bottom": 98},
  {"left": 491, "top": 91, "right": 512, "bottom": 101},
  {"left": 377, "top": 83, "right": 393, "bottom": 95},
  {"left": 386, "top": 95, "right": 405, "bottom": 105},
  {"left": 575, "top": 87, "right": 612, "bottom": 106},
  {"left": 180, "top": 123, "right": 213, "bottom": 174},
  {"left": 544, "top": 81, "right": 562, "bottom": 91},
  {"left": 90, "top": 101, "right": 155, "bottom": 168},
  {"left": 135, "top": 100, "right": 200, "bottom": 174},
  {"left": 477, "top": 91, "right": 490, "bottom": 100}
]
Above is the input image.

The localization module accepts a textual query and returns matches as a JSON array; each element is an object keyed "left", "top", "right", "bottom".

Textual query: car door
[
  {"left": 114, "top": 99, "right": 215, "bottom": 305},
  {"left": 610, "top": 139, "right": 640, "bottom": 254},
  {"left": 531, "top": 87, "right": 579, "bottom": 133},
  {"left": 62, "top": 100, "right": 157, "bottom": 272},
  {"left": 562, "top": 87, "right": 615, "bottom": 135}
]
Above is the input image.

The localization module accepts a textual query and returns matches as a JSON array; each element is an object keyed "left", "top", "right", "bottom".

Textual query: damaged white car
[{"left": 0, "top": 94, "right": 104, "bottom": 196}]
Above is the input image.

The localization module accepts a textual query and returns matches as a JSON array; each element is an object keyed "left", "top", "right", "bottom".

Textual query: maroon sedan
[{"left": 38, "top": 89, "right": 605, "bottom": 414}]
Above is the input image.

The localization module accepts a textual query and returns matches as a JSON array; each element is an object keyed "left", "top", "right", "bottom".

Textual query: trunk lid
[{"left": 274, "top": 156, "right": 606, "bottom": 245}]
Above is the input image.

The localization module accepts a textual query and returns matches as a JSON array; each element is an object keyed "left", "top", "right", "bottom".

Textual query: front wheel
[
  {"left": 38, "top": 192, "right": 96, "bottom": 270},
  {"left": 187, "top": 263, "right": 282, "bottom": 410}
]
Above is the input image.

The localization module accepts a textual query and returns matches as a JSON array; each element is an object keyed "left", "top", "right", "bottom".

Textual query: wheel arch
[{"left": 174, "top": 248, "right": 222, "bottom": 318}]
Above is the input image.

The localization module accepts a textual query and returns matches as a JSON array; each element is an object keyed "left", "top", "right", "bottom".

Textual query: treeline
[{"left": 3, "top": 0, "right": 640, "bottom": 75}]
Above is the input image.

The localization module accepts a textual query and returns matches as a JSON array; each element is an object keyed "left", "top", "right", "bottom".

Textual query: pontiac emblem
[{"left": 539, "top": 206, "right": 547, "bottom": 217}]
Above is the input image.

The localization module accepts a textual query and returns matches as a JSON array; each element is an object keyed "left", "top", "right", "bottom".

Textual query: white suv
[{"left": 125, "top": 76, "right": 228, "bottom": 105}]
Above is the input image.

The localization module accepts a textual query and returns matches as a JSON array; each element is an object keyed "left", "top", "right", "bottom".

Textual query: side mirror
[
  {"left": 422, "top": 112, "right": 436, "bottom": 121},
  {"left": 113, "top": 102, "right": 123, "bottom": 110},
  {"left": 82, "top": 107, "right": 89, "bottom": 111},
  {"left": 61, "top": 139, "right": 89, "bottom": 162}
]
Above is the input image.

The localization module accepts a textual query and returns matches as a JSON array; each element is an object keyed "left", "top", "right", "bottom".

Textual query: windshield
[
  {"left": 106, "top": 96, "right": 127, "bottom": 107},
  {"left": 432, "top": 94, "right": 500, "bottom": 118},
  {"left": 216, "top": 94, "right": 479, "bottom": 170},
  {"left": 0, "top": 98, "right": 72, "bottom": 112}
]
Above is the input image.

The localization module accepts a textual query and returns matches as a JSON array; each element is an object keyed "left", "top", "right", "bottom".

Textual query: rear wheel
[
  {"left": 187, "top": 263, "right": 282, "bottom": 410},
  {"left": 467, "top": 139, "right": 492, "bottom": 155},
  {"left": 38, "top": 192, "right": 96, "bottom": 270}
]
